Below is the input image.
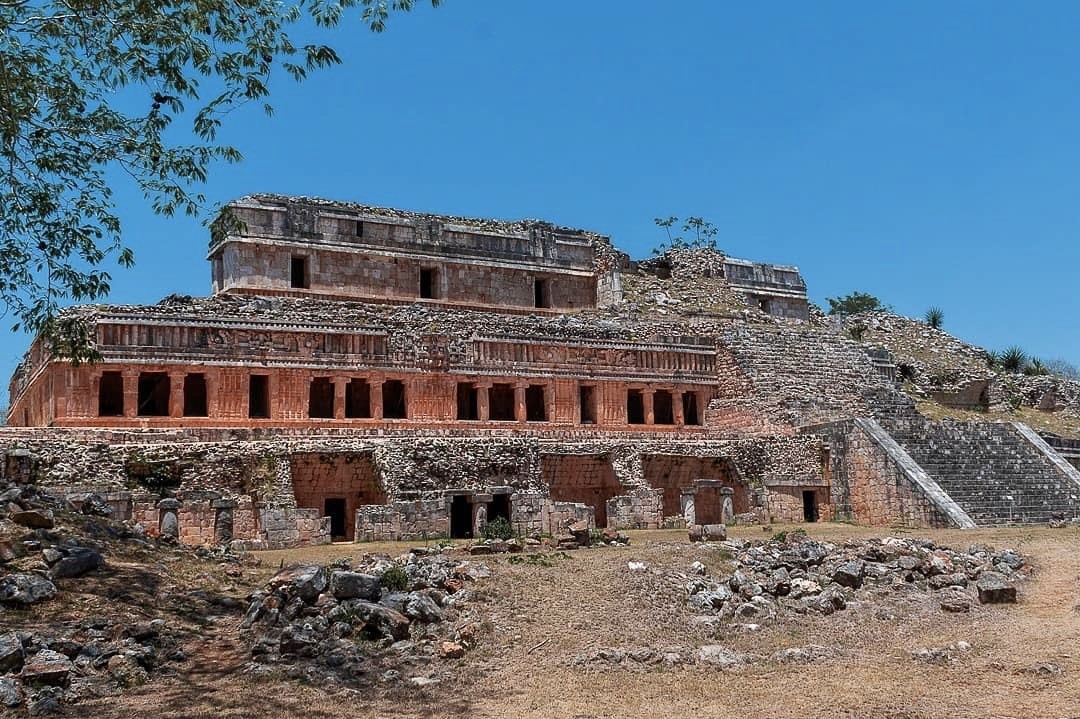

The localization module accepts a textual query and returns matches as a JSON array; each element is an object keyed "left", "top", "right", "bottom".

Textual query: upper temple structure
[{"left": 3, "top": 194, "right": 1078, "bottom": 547}]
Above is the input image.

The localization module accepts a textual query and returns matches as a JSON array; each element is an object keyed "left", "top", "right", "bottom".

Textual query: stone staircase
[{"left": 882, "top": 419, "right": 1080, "bottom": 525}]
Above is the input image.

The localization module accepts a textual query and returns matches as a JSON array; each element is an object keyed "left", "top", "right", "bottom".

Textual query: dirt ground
[{"left": 80, "top": 523, "right": 1080, "bottom": 719}]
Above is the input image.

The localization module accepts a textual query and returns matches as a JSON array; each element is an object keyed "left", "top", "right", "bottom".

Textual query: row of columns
[
  {"left": 636, "top": 388, "right": 695, "bottom": 426},
  {"left": 105, "top": 370, "right": 220, "bottom": 419}
]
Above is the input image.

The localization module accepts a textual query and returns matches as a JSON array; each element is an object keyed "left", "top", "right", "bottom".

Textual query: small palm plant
[
  {"left": 924, "top": 306, "right": 944, "bottom": 329},
  {"left": 1000, "top": 346, "right": 1028, "bottom": 373}
]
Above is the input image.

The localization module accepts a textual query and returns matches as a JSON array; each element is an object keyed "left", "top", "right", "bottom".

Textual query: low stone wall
[
  {"left": 606, "top": 488, "right": 663, "bottom": 530},
  {"left": 355, "top": 499, "right": 448, "bottom": 542}
]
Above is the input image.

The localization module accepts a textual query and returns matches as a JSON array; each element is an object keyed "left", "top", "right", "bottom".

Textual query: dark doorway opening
[
  {"left": 249, "top": 375, "right": 270, "bottom": 418},
  {"left": 308, "top": 377, "right": 334, "bottom": 418},
  {"left": 683, "top": 391, "right": 701, "bottom": 425},
  {"left": 490, "top": 494, "right": 511, "bottom": 523},
  {"left": 627, "top": 389, "right": 645, "bottom": 424},
  {"left": 346, "top": 379, "right": 371, "bottom": 418},
  {"left": 98, "top": 371, "right": 124, "bottom": 417},
  {"left": 525, "top": 385, "right": 547, "bottom": 422},
  {"left": 653, "top": 390, "right": 674, "bottom": 424},
  {"left": 534, "top": 278, "right": 551, "bottom": 308},
  {"left": 419, "top": 267, "right": 438, "bottom": 299},
  {"left": 382, "top": 379, "right": 407, "bottom": 419},
  {"left": 802, "top": 490, "right": 819, "bottom": 523},
  {"left": 324, "top": 497, "right": 347, "bottom": 540},
  {"left": 489, "top": 383, "right": 516, "bottom": 421},
  {"left": 450, "top": 495, "right": 472, "bottom": 539},
  {"left": 137, "top": 372, "right": 170, "bottom": 416},
  {"left": 290, "top": 256, "right": 309, "bottom": 289},
  {"left": 579, "top": 385, "right": 596, "bottom": 424},
  {"left": 183, "top": 373, "right": 208, "bottom": 417},
  {"left": 457, "top": 382, "right": 479, "bottom": 420}
]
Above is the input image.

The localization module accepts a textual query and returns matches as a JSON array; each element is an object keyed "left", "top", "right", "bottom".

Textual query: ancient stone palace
[{"left": 3, "top": 195, "right": 1078, "bottom": 547}]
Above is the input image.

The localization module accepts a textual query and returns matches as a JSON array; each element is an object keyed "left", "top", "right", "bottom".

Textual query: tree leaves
[{"left": 0, "top": 0, "right": 439, "bottom": 351}]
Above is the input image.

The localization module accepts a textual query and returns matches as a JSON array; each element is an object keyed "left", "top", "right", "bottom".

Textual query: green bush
[
  {"left": 481, "top": 515, "right": 514, "bottom": 540},
  {"left": 379, "top": 564, "right": 409, "bottom": 591},
  {"left": 924, "top": 306, "right": 944, "bottom": 329},
  {"left": 827, "top": 291, "right": 886, "bottom": 315}
]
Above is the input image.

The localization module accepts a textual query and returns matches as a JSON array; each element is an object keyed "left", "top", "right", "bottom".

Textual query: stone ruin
[{"left": 2, "top": 194, "right": 1077, "bottom": 547}]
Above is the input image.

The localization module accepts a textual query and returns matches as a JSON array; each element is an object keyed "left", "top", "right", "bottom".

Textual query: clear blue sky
[{"left": 6, "top": 1, "right": 1080, "bottom": 382}]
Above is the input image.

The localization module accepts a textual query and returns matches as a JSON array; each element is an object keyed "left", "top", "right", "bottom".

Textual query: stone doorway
[
  {"left": 324, "top": 497, "right": 347, "bottom": 540},
  {"left": 802, "top": 490, "right": 819, "bottom": 523},
  {"left": 490, "top": 493, "right": 511, "bottom": 523},
  {"left": 450, "top": 494, "right": 473, "bottom": 539},
  {"left": 291, "top": 452, "right": 385, "bottom": 542}
]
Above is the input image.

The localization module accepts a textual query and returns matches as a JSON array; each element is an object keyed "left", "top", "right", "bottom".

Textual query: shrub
[
  {"left": 984, "top": 350, "right": 1000, "bottom": 369},
  {"left": 1000, "top": 346, "right": 1028, "bottom": 373},
  {"left": 481, "top": 515, "right": 514, "bottom": 541},
  {"left": 846, "top": 323, "right": 867, "bottom": 341},
  {"left": 379, "top": 564, "right": 409, "bottom": 592},
  {"left": 1024, "top": 358, "right": 1050, "bottom": 376},
  {"left": 924, "top": 306, "right": 944, "bottom": 329},
  {"left": 827, "top": 292, "right": 886, "bottom": 315}
]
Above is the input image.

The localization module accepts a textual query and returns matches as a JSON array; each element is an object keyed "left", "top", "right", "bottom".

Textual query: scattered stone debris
[
  {"left": 631, "top": 534, "right": 1027, "bottom": 628},
  {"left": 911, "top": 641, "right": 973, "bottom": 665},
  {"left": 241, "top": 551, "right": 490, "bottom": 685}
]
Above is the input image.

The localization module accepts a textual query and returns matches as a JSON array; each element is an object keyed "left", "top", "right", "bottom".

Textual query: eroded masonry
[{"left": 5, "top": 195, "right": 1078, "bottom": 547}]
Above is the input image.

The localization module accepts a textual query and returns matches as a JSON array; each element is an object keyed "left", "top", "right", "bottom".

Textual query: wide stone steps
[{"left": 883, "top": 420, "right": 1080, "bottom": 525}]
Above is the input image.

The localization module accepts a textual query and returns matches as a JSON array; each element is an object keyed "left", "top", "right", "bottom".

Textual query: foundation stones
[
  {"left": 831, "top": 559, "right": 866, "bottom": 588},
  {"left": 0, "top": 574, "right": 57, "bottom": 606},
  {"left": 10, "top": 509, "right": 54, "bottom": 529},
  {"left": 976, "top": 572, "right": 1017, "bottom": 604},
  {"left": 20, "top": 649, "right": 72, "bottom": 686},
  {"left": 269, "top": 564, "right": 328, "bottom": 604},
  {"left": 49, "top": 547, "right": 103, "bottom": 579},
  {"left": 329, "top": 571, "right": 381, "bottom": 601}
]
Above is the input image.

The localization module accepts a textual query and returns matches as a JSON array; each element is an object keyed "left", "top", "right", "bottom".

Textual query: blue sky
[{"left": 6, "top": 1, "right": 1079, "bottom": 382}]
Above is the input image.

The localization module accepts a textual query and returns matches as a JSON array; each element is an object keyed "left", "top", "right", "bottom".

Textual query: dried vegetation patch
[{"left": 50, "top": 524, "right": 1080, "bottom": 718}]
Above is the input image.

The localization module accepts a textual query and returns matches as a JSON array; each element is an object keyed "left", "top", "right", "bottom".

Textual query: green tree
[
  {"left": 923, "top": 306, "right": 944, "bottom": 329},
  {"left": 826, "top": 291, "right": 886, "bottom": 315},
  {"left": 0, "top": 0, "right": 439, "bottom": 360},
  {"left": 652, "top": 215, "right": 721, "bottom": 254}
]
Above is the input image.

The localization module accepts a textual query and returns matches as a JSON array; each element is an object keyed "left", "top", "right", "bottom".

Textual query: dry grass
[
  {"left": 917, "top": 398, "right": 1080, "bottom": 439},
  {"left": 75, "top": 523, "right": 1080, "bottom": 719}
]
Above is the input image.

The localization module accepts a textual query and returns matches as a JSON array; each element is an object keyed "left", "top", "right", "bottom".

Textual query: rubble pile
[
  {"left": 0, "top": 474, "right": 224, "bottom": 713},
  {"left": 637, "top": 533, "right": 1026, "bottom": 627},
  {"left": 241, "top": 549, "right": 490, "bottom": 686}
]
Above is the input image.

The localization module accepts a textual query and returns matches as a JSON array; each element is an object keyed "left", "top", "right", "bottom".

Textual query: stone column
[
  {"left": 169, "top": 372, "right": 185, "bottom": 418},
  {"left": 157, "top": 498, "right": 181, "bottom": 542},
  {"left": 370, "top": 376, "right": 384, "bottom": 419},
  {"left": 333, "top": 376, "right": 347, "bottom": 420},
  {"left": 673, "top": 390, "right": 685, "bottom": 425},
  {"left": 644, "top": 390, "right": 655, "bottom": 425},
  {"left": 122, "top": 369, "right": 139, "bottom": 418},
  {"left": 206, "top": 370, "right": 221, "bottom": 419},
  {"left": 680, "top": 489, "right": 696, "bottom": 526},
  {"left": 477, "top": 382, "right": 490, "bottom": 422},
  {"left": 212, "top": 498, "right": 237, "bottom": 544},
  {"left": 472, "top": 494, "right": 492, "bottom": 537},
  {"left": 720, "top": 488, "right": 735, "bottom": 524},
  {"left": 514, "top": 384, "right": 526, "bottom": 423}
]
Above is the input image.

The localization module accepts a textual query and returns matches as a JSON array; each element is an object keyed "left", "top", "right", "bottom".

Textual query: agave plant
[
  {"left": 984, "top": 350, "right": 1000, "bottom": 369},
  {"left": 999, "top": 346, "right": 1028, "bottom": 373},
  {"left": 924, "top": 306, "right": 944, "bottom": 329},
  {"left": 1025, "top": 358, "right": 1050, "bottom": 376}
]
